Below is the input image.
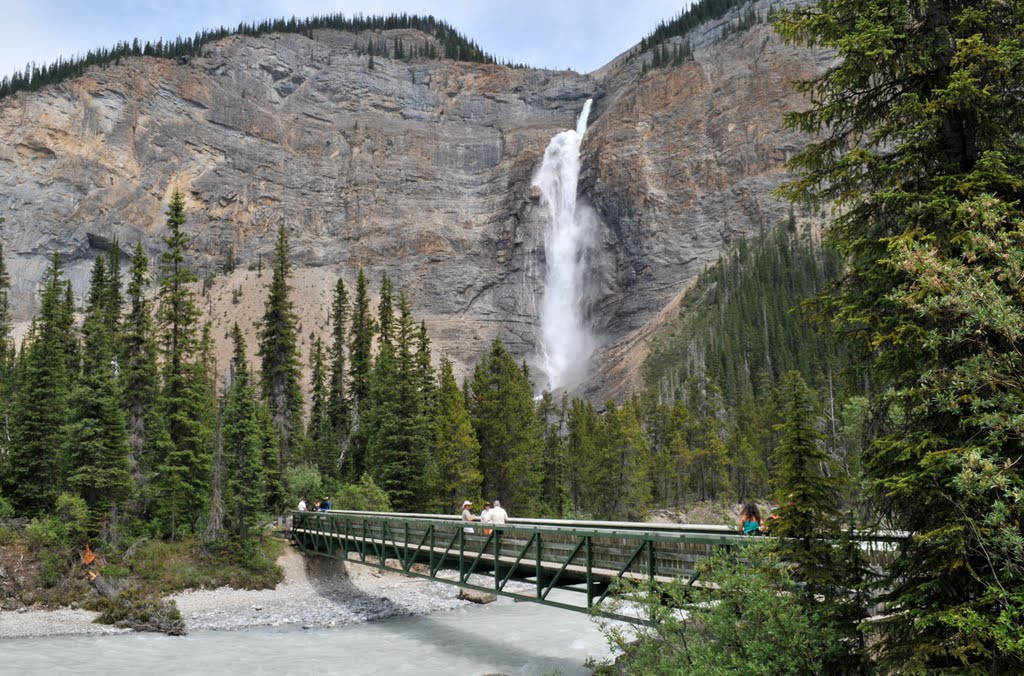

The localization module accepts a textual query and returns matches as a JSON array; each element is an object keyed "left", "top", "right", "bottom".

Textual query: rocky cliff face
[{"left": 0, "top": 2, "right": 829, "bottom": 398}]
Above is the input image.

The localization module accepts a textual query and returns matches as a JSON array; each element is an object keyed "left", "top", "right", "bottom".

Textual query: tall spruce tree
[
  {"left": 154, "top": 190, "right": 211, "bottom": 539},
  {"left": 326, "top": 278, "right": 350, "bottom": 479},
  {"left": 306, "top": 336, "right": 334, "bottom": 477},
  {"left": 3, "top": 254, "right": 71, "bottom": 514},
  {"left": 424, "top": 357, "right": 482, "bottom": 513},
  {"left": 258, "top": 223, "right": 305, "bottom": 473},
  {"left": 537, "top": 391, "right": 568, "bottom": 517},
  {"left": 64, "top": 255, "right": 132, "bottom": 536},
  {"left": 365, "top": 291, "right": 430, "bottom": 511},
  {"left": 121, "top": 243, "right": 160, "bottom": 498},
  {"left": 0, "top": 225, "right": 14, "bottom": 461},
  {"left": 346, "top": 267, "right": 374, "bottom": 481},
  {"left": 470, "top": 338, "right": 543, "bottom": 514},
  {"left": 775, "top": 1, "right": 1024, "bottom": 668},
  {"left": 221, "top": 324, "right": 266, "bottom": 542}
]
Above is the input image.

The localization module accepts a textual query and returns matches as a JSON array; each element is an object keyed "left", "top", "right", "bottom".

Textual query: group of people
[
  {"left": 297, "top": 496, "right": 332, "bottom": 512},
  {"left": 461, "top": 499, "right": 507, "bottom": 533}
]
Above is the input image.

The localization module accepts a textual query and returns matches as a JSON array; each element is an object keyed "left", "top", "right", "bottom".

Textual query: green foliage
[
  {"left": 597, "top": 541, "right": 844, "bottom": 675},
  {"left": 25, "top": 493, "right": 89, "bottom": 587},
  {"left": 91, "top": 589, "right": 186, "bottom": 635},
  {"left": 284, "top": 462, "right": 322, "bottom": 510},
  {"left": 125, "top": 536, "right": 283, "bottom": 593},
  {"left": 326, "top": 278, "right": 350, "bottom": 478},
  {"left": 775, "top": 0, "right": 1024, "bottom": 669},
  {"left": 334, "top": 473, "right": 391, "bottom": 512}
]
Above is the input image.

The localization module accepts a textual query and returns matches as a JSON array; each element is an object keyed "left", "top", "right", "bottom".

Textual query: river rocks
[{"left": 0, "top": 0, "right": 830, "bottom": 399}]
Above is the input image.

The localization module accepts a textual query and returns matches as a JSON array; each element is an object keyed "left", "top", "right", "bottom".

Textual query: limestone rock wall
[{"left": 0, "top": 2, "right": 828, "bottom": 398}]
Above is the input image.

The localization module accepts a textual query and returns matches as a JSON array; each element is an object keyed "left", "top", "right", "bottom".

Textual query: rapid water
[
  {"left": 534, "top": 99, "right": 595, "bottom": 392},
  {"left": 3, "top": 591, "right": 621, "bottom": 675}
]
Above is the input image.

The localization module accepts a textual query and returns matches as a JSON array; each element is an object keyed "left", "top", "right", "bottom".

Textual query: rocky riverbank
[{"left": 0, "top": 545, "right": 478, "bottom": 638}]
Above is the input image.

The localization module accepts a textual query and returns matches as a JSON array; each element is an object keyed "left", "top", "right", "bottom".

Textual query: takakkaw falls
[{"left": 535, "top": 99, "right": 595, "bottom": 392}]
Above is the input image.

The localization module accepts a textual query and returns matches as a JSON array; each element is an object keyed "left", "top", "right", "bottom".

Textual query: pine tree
[
  {"left": 221, "top": 324, "right": 266, "bottom": 541},
  {"left": 775, "top": 1, "right": 1024, "bottom": 668},
  {"left": 0, "top": 226, "right": 14, "bottom": 462},
  {"left": 306, "top": 336, "right": 334, "bottom": 477},
  {"left": 326, "top": 278, "right": 350, "bottom": 480},
  {"left": 470, "top": 338, "right": 543, "bottom": 514},
  {"left": 121, "top": 243, "right": 160, "bottom": 499},
  {"left": 153, "top": 190, "right": 211, "bottom": 539},
  {"left": 346, "top": 267, "right": 374, "bottom": 481},
  {"left": 3, "top": 254, "right": 71, "bottom": 514},
  {"left": 424, "top": 356, "right": 482, "bottom": 513},
  {"left": 258, "top": 223, "right": 305, "bottom": 473},
  {"left": 365, "top": 291, "right": 430, "bottom": 511},
  {"left": 64, "top": 255, "right": 132, "bottom": 535},
  {"left": 565, "top": 397, "right": 599, "bottom": 516},
  {"left": 537, "top": 391, "right": 567, "bottom": 517}
]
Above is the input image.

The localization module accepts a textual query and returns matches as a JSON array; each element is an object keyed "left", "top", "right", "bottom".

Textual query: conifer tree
[
  {"left": 537, "top": 391, "right": 567, "bottom": 517},
  {"left": 376, "top": 272, "right": 394, "bottom": 346},
  {"left": 346, "top": 267, "right": 374, "bottom": 481},
  {"left": 775, "top": 1, "right": 1024, "bottom": 667},
  {"left": 153, "top": 190, "right": 211, "bottom": 539},
  {"left": 3, "top": 254, "right": 71, "bottom": 514},
  {"left": 64, "top": 255, "right": 131, "bottom": 535},
  {"left": 326, "top": 278, "right": 350, "bottom": 478},
  {"left": 306, "top": 336, "right": 334, "bottom": 477},
  {"left": 0, "top": 226, "right": 14, "bottom": 460},
  {"left": 470, "top": 338, "right": 543, "bottom": 514},
  {"left": 424, "top": 356, "right": 482, "bottom": 513},
  {"left": 365, "top": 291, "right": 430, "bottom": 511},
  {"left": 258, "top": 223, "right": 305, "bottom": 472},
  {"left": 121, "top": 243, "right": 160, "bottom": 496},
  {"left": 221, "top": 324, "right": 266, "bottom": 541},
  {"left": 565, "top": 397, "right": 599, "bottom": 515}
]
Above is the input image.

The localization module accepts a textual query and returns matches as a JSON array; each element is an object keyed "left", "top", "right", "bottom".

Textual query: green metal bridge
[{"left": 290, "top": 510, "right": 902, "bottom": 622}]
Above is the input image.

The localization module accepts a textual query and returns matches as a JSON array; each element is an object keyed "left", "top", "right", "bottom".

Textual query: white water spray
[{"left": 534, "top": 99, "right": 594, "bottom": 391}]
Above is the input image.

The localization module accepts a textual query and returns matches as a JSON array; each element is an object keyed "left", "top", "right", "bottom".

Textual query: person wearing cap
[{"left": 461, "top": 500, "right": 475, "bottom": 533}]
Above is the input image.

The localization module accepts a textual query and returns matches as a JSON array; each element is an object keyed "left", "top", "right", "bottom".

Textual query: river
[{"left": 2, "top": 591, "right": 623, "bottom": 675}]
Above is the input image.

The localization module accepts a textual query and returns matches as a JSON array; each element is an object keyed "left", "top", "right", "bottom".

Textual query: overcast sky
[{"left": 1, "top": 1, "right": 692, "bottom": 78}]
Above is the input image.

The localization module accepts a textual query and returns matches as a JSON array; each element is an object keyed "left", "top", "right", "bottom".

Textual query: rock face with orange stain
[{"left": 0, "top": 0, "right": 830, "bottom": 398}]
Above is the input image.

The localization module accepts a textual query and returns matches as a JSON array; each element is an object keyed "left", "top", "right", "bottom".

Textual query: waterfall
[{"left": 534, "top": 99, "right": 594, "bottom": 392}]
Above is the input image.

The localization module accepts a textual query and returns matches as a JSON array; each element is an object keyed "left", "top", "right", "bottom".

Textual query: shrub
[{"left": 596, "top": 540, "right": 849, "bottom": 674}]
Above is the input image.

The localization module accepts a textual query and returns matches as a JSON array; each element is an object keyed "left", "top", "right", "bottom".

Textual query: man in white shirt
[
  {"left": 489, "top": 500, "right": 508, "bottom": 525},
  {"left": 298, "top": 498, "right": 307, "bottom": 512}
]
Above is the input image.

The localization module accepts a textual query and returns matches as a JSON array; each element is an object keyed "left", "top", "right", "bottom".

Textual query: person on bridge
[
  {"left": 461, "top": 500, "right": 475, "bottom": 533},
  {"left": 298, "top": 497, "right": 307, "bottom": 512},
  {"left": 321, "top": 496, "right": 332, "bottom": 511},
  {"left": 739, "top": 503, "right": 763, "bottom": 535},
  {"left": 481, "top": 501, "right": 493, "bottom": 536},
  {"left": 489, "top": 500, "right": 508, "bottom": 526}
]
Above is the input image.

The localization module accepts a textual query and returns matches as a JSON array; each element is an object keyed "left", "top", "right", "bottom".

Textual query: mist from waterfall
[{"left": 534, "top": 99, "right": 594, "bottom": 392}]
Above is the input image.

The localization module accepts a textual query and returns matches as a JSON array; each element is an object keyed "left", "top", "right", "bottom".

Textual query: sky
[{"left": 0, "top": 0, "right": 692, "bottom": 78}]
